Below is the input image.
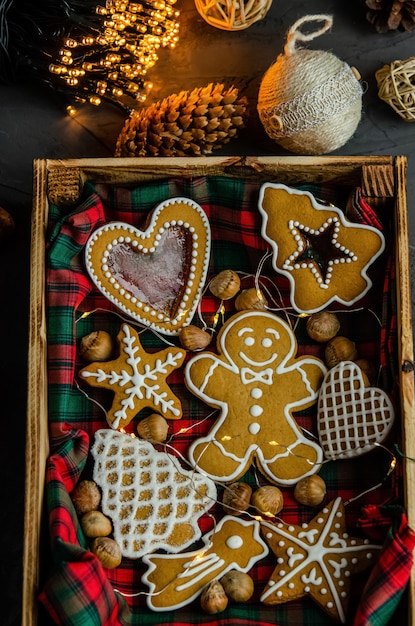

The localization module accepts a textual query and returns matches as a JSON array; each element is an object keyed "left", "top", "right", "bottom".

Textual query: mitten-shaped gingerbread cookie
[{"left": 185, "top": 310, "right": 326, "bottom": 486}]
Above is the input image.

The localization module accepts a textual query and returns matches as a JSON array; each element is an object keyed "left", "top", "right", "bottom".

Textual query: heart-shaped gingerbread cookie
[
  {"left": 317, "top": 360, "right": 394, "bottom": 460},
  {"left": 84, "top": 197, "right": 211, "bottom": 335}
]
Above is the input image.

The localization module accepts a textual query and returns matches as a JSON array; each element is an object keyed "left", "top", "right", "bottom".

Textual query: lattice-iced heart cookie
[
  {"left": 258, "top": 183, "right": 385, "bottom": 314},
  {"left": 84, "top": 197, "right": 211, "bottom": 335},
  {"left": 91, "top": 429, "right": 217, "bottom": 559},
  {"left": 317, "top": 361, "right": 395, "bottom": 460}
]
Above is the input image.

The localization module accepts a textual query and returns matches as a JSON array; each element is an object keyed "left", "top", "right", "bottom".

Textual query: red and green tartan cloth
[{"left": 38, "top": 176, "right": 415, "bottom": 625}]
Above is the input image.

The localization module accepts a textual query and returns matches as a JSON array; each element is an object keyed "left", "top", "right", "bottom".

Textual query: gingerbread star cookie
[
  {"left": 258, "top": 183, "right": 385, "bottom": 314},
  {"left": 261, "top": 497, "right": 381, "bottom": 623},
  {"left": 317, "top": 360, "right": 395, "bottom": 460},
  {"left": 80, "top": 323, "right": 185, "bottom": 429},
  {"left": 142, "top": 516, "right": 269, "bottom": 611},
  {"left": 91, "top": 429, "right": 217, "bottom": 558},
  {"left": 185, "top": 310, "right": 326, "bottom": 486},
  {"left": 84, "top": 197, "right": 211, "bottom": 336}
]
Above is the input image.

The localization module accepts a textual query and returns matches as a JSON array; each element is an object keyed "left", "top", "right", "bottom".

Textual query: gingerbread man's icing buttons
[
  {"left": 258, "top": 183, "right": 385, "bottom": 314},
  {"left": 185, "top": 310, "right": 327, "bottom": 486}
]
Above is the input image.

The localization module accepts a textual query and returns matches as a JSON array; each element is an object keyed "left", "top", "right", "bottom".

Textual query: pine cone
[
  {"left": 366, "top": 0, "right": 415, "bottom": 33},
  {"left": 115, "top": 83, "right": 248, "bottom": 157}
]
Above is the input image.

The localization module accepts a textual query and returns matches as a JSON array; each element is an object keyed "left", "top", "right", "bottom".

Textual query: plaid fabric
[
  {"left": 38, "top": 175, "right": 412, "bottom": 625},
  {"left": 354, "top": 505, "right": 415, "bottom": 625}
]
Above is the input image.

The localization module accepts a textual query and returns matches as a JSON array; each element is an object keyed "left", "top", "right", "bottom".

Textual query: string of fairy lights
[{"left": 1, "top": 0, "right": 180, "bottom": 109}]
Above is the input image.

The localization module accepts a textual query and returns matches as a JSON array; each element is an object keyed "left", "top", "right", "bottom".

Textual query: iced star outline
[
  {"left": 284, "top": 217, "right": 356, "bottom": 285},
  {"left": 80, "top": 323, "right": 185, "bottom": 429},
  {"left": 260, "top": 497, "right": 381, "bottom": 623}
]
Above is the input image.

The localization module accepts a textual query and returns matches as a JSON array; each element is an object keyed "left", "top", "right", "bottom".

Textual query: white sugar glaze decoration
[
  {"left": 284, "top": 217, "right": 357, "bottom": 289},
  {"left": 142, "top": 516, "right": 269, "bottom": 611},
  {"left": 261, "top": 497, "right": 381, "bottom": 623},
  {"left": 84, "top": 197, "right": 211, "bottom": 336},
  {"left": 186, "top": 310, "right": 326, "bottom": 486},
  {"left": 91, "top": 429, "right": 217, "bottom": 559},
  {"left": 257, "top": 182, "right": 386, "bottom": 314},
  {"left": 317, "top": 360, "right": 395, "bottom": 460}
]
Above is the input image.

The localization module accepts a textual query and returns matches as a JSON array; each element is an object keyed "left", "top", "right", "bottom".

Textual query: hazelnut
[
  {"left": 294, "top": 475, "right": 326, "bottom": 507},
  {"left": 0, "top": 206, "right": 15, "bottom": 242},
  {"left": 355, "top": 358, "right": 377, "bottom": 385},
  {"left": 306, "top": 311, "right": 340, "bottom": 342},
  {"left": 91, "top": 536, "right": 122, "bottom": 569},
  {"left": 71, "top": 479, "right": 101, "bottom": 516},
  {"left": 222, "top": 482, "right": 252, "bottom": 516},
  {"left": 81, "top": 510, "right": 112, "bottom": 537},
  {"left": 200, "top": 579, "right": 228, "bottom": 614},
  {"left": 251, "top": 485, "right": 284, "bottom": 517},
  {"left": 137, "top": 413, "right": 169, "bottom": 443},
  {"left": 324, "top": 336, "right": 358, "bottom": 368},
  {"left": 221, "top": 570, "right": 254, "bottom": 602},
  {"left": 179, "top": 325, "right": 212, "bottom": 351},
  {"left": 79, "top": 330, "right": 114, "bottom": 362},
  {"left": 235, "top": 287, "right": 267, "bottom": 311},
  {"left": 209, "top": 270, "right": 240, "bottom": 300}
]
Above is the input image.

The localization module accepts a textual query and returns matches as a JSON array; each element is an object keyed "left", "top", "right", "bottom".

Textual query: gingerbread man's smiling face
[{"left": 220, "top": 311, "right": 295, "bottom": 372}]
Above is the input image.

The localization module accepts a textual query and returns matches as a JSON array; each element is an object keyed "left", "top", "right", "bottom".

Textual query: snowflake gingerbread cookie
[
  {"left": 79, "top": 323, "right": 185, "bottom": 429},
  {"left": 258, "top": 183, "right": 385, "bottom": 314},
  {"left": 260, "top": 497, "right": 381, "bottom": 623},
  {"left": 185, "top": 310, "right": 326, "bottom": 486}
]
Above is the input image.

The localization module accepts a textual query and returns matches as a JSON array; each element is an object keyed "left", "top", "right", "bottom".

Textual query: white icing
[
  {"left": 317, "top": 361, "right": 395, "bottom": 461},
  {"left": 84, "top": 198, "right": 211, "bottom": 336},
  {"left": 226, "top": 535, "right": 243, "bottom": 549},
  {"left": 250, "top": 387, "right": 262, "bottom": 399},
  {"left": 249, "top": 422, "right": 261, "bottom": 434},
  {"left": 186, "top": 309, "right": 325, "bottom": 487},
  {"left": 91, "top": 429, "right": 217, "bottom": 560},
  {"left": 81, "top": 324, "right": 184, "bottom": 428},
  {"left": 249, "top": 405, "right": 263, "bottom": 418},
  {"left": 260, "top": 498, "right": 381, "bottom": 622}
]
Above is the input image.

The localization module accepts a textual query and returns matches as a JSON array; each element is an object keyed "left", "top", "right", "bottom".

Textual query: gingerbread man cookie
[
  {"left": 258, "top": 183, "right": 385, "bottom": 314},
  {"left": 185, "top": 310, "right": 326, "bottom": 486}
]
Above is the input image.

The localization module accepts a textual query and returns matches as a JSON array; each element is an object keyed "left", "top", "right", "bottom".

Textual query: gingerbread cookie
[
  {"left": 80, "top": 323, "right": 185, "bottom": 429},
  {"left": 185, "top": 310, "right": 326, "bottom": 486},
  {"left": 91, "top": 429, "right": 217, "bottom": 558},
  {"left": 261, "top": 497, "right": 381, "bottom": 623},
  {"left": 317, "top": 360, "right": 395, "bottom": 460},
  {"left": 142, "top": 516, "right": 268, "bottom": 611},
  {"left": 258, "top": 183, "right": 385, "bottom": 314},
  {"left": 84, "top": 197, "right": 211, "bottom": 335}
]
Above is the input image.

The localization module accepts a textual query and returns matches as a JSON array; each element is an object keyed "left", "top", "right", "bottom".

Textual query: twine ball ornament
[
  {"left": 376, "top": 57, "right": 415, "bottom": 121},
  {"left": 257, "top": 15, "right": 364, "bottom": 155},
  {"left": 194, "top": 0, "right": 273, "bottom": 30}
]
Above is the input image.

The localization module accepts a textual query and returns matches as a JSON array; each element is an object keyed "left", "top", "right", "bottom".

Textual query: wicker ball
[
  {"left": 257, "top": 15, "right": 363, "bottom": 155},
  {"left": 376, "top": 57, "right": 415, "bottom": 121},
  {"left": 194, "top": 0, "right": 272, "bottom": 30}
]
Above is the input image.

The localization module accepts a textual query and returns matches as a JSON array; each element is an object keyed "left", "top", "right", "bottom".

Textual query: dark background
[{"left": 1, "top": 0, "right": 415, "bottom": 624}]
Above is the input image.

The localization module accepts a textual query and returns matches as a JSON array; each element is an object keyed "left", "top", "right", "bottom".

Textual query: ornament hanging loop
[{"left": 284, "top": 14, "right": 333, "bottom": 56}]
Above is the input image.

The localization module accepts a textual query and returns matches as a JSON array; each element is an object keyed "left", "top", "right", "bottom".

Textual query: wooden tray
[{"left": 23, "top": 155, "right": 415, "bottom": 625}]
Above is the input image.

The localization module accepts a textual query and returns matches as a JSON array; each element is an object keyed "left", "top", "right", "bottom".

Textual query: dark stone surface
[{"left": 1, "top": 1, "right": 414, "bottom": 624}]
